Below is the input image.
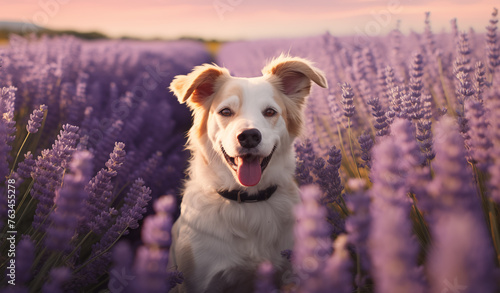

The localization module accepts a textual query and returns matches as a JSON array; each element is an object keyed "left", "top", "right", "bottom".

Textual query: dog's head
[{"left": 170, "top": 55, "right": 327, "bottom": 187}]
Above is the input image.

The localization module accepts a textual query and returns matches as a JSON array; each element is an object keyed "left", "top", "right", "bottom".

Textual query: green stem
[
  {"left": 9, "top": 133, "right": 30, "bottom": 177},
  {"left": 488, "top": 200, "right": 500, "bottom": 265},
  {"left": 31, "top": 204, "right": 57, "bottom": 244},
  {"left": 15, "top": 182, "right": 35, "bottom": 230},
  {"left": 347, "top": 118, "right": 361, "bottom": 178},
  {"left": 31, "top": 252, "right": 63, "bottom": 292},
  {"left": 62, "top": 231, "right": 93, "bottom": 264},
  {"left": 337, "top": 124, "right": 356, "bottom": 177},
  {"left": 74, "top": 225, "right": 129, "bottom": 274},
  {"left": 15, "top": 179, "right": 34, "bottom": 215}
]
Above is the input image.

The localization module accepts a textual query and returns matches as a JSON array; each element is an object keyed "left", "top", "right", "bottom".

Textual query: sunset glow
[{"left": 0, "top": 0, "right": 496, "bottom": 39}]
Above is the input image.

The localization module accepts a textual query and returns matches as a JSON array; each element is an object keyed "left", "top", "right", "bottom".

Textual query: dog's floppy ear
[
  {"left": 170, "top": 64, "right": 230, "bottom": 106},
  {"left": 262, "top": 54, "right": 328, "bottom": 103}
]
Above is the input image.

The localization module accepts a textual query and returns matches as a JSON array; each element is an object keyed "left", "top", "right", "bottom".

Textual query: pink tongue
[{"left": 236, "top": 156, "right": 262, "bottom": 186}]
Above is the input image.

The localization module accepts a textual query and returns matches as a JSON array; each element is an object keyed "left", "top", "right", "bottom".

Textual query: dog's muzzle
[{"left": 221, "top": 145, "right": 276, "bottom": 187}]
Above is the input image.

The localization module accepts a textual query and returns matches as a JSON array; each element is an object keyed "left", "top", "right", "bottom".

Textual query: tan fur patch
[{"left": 268, "top": 75, "right": 305, "bottom": 137}]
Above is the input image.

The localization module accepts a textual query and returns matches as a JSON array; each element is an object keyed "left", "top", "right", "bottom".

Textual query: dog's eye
[
  {"left": 219, "top": 108, "right": 233, "bottom": 117},
  {"left": 263, "top": 108, "right": 277, "bottom": 117}
]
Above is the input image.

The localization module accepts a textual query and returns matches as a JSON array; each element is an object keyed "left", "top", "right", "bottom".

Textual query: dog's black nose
[{"left": 237, "top": 129, "right": 262, "bottom": 148}]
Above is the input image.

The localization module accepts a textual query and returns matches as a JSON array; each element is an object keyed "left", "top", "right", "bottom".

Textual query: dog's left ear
[{"left": 262, "top": 55, "right": 328, "bottom": 103}]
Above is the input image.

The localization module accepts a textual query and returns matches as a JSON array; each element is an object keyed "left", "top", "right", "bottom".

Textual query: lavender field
[{"left": 1, "top": 8, "right": 500, "bottom": 293}]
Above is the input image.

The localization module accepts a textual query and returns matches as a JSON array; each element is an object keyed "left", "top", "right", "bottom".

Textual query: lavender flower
[
  {"left": 27, "top": 104, "right": 47, "bottom": 133},
  {"left": 345, "top": 179, "right": 371, "bottom": 287},
  {"left": 16, "top": 236, "right": 35, "bottom": 285},
  {"left": 416, "top": 95, "right": 435, "bottom": 162},
  {"left": 369, "top": 127, "right": 426, "bottom": 293},
  {"left": 293, "top": 185, "right": 332, "bottom": 292},
  {"left": 473, "top": 61, "right": 487, "bottom": 101},
  {"left": 427, "top": 212, "right": 497, "bottom": 293},
  {"left": 51, "top": 124, "right": 80, "bottom": 165},
  {"left": 295, "top": 139, "right": 316, "bottom": 186},
  {"left": 0, "top": 86, "right": 17, "bottom": 179},
  {"left": 341, "top": 82, "right": 355, "bottom": 119},
  {"left": 367, "top": 97, "right": 389, "bottom": 136},
  {"left": 141, "top": 195, "right": 176, "bottom": 247},
  {"left": 81, "top": 142, "right": 126, "bottom": 235},
  {"left": 42, "top": 267, "right": 71, "bottom": 293},
  {"left": 31, "top": 124, "right": 80, "bottom": 232},
  {"left": 45, "top": 151, "right": 93, "bottom": 253},
  {"left": 132, "top": 195, "right": 178, "bottom": 293},
  {"left": 320, "top": 235, "right": 353, "bottom": 293},
  {"left": 128, "top": 151, "right": 163, "bottom": 184},
  {"left": 407, "top": 52, "right": 424, "bottom": 120},
  {"left": 16, "top": 151, "right": 35, "bottom": 179},
  {"left": 426, "top": 116, "right": 480, "bottom": 212},
  {"left": 93, "top": 119, "right": 124, "bottom": 172},
  {"left": 311, "top": 146, "right": 345, "bottom": 234},
  {"left": 424, "top": 12, "right": 436, "bottom": 56},
  {"left": 465, "top": 99, "right": 492, "bottom": 173},
  {"left": 133, "top": 247, "right": 170, "bottom": 293},
  {"left": 357, "top": 132, "right": 373, "bottom": 168},
  {"left": 386, "top": 66, "right": 404, "bottom": 118},
  {"left": 31, "top": 151, "right": 65, "bottom": 232},
  {"left": 486, "top": 7, "right": 500, "bottom": 73},
  {"left": 108, "top": 241, "right": 135, "bottom": 293},
  {"left": 454, "top": 32, "right": 473, "bottom": 75},
  {"left": 121, "top": 178, "right": 152, "bottom": 230},
  {"left": 254, "top": 261, "right": 277, "bottom": 293}
]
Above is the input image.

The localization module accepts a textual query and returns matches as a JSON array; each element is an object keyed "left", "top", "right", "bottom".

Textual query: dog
[{"left": 168, "top": 55, "right": 327, "bottom": 293}]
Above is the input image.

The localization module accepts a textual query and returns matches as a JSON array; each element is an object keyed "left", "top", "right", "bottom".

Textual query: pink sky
[{"left": 0, "top": 0, "right": 496, "bottom": 40}]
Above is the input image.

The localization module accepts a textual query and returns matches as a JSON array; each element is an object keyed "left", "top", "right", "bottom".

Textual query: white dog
[{"left": 168, "top": 55, "right": 327, "bottom": 293}]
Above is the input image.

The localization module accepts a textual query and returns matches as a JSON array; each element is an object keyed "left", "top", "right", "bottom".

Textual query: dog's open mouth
[{"left": 221, "top": 145, "right": 276, "bottom": 187}]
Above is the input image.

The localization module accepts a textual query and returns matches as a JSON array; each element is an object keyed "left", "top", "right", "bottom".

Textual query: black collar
[{"left": 217, "top": 185, "right": 278, "bottom": 203}]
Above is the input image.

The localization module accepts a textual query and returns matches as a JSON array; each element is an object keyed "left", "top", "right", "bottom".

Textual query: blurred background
[{"left": 0, "top": 0, "right": 496, "bottom": 43}]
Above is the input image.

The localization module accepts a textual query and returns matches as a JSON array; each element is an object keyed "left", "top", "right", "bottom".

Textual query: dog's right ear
[{"left": 170, "top": 64, "right": 229, "bottom": 106}]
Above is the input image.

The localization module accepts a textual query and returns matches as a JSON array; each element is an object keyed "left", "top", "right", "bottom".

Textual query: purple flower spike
[
  {"left": 42, "top": 267, "right": 71, "bottom": 293},
  {"left": 341, "top": 82, "right": 355, "bottom": 119},
  {"left": 465, "top": 99, "right": 492, "bottom": 173},
  {"left": 31, "top": 124, "right": 80, "bottom": 233},
  {"left": 254, "top": 261, "right": 277, "bottom": 293},
  {"left": 370, "top": 128, "right": 426, "bottom": 293},
  {"left": 16, "top": 151, "right": 35, "bottom": 179},
  {"left": 427, "top": 212, "right": 497, "bottom": 293},
  {"left": 46, "top": 151, "right": 93, "bottom": 253},
  {"left": 427, "top": 116, "right": 479, "bottom": 212},
  {"left": 108, "top": 241, "right": 134, "bottom": 293},
  {"left": 120, "top": 178, "right": 152, "bottom": 230},
  {"left": 293, "top": 185, "right": 332, "bottom": 292},
  {"left": 367, "top": 97, "right": 389, "bottom": 136},
  {"left": 486, "top": 7, "right": 500, "bottom": 73},
  {"left": 345, "top": 179, "right": 371, "bottom": 277},
  {"left": 133, "top": 246, "right": 170, "bottom": 293},
  {"left": 320, "top": 235, "right": 353, "bottom": 293},
  {"left": 294, "top": 139, "right": 317, "bottom": 186},
  {"left": 131, "top": 195, "right": 181, "bottom": 292},
  {"left": 16, "top": 236, "right": 35, "bottom": 285},
  {"left": 0, "top": 86, "right": 17, "bottom": 180},
  {"left": 141, "top": 195, "right": 176, "bottom": 248},
  {"left": 81, "top": 142, "right": 126, "bottom": 235},
  {"left": 27, "top": 104, "right": 47, "bottom": 134},
  {"left": 358, "top": 132, "right": 374, "bottom": 168}
]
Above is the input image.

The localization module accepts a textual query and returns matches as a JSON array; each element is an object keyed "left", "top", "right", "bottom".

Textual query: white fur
[{"left": 169, "top": 55, "right": 327, "bottom": 293}]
